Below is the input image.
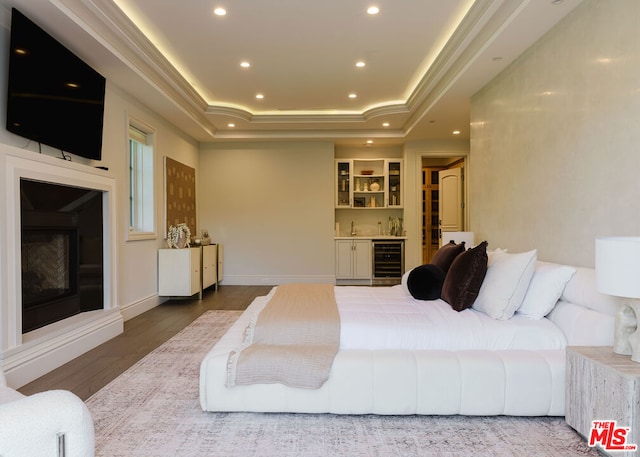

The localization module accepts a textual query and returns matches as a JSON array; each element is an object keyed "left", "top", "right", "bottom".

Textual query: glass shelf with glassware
[{"left": 335, "top": 159, "right": 402, "bottom": 209}]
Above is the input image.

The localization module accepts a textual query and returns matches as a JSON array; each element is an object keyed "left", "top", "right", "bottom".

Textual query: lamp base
[{"left": 613, "top": 298, "right": 640, "bottom": 362}]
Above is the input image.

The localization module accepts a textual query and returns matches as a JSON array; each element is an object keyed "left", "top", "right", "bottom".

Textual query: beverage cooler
[{"left": 372, "top": 240, "right": 405, "bottom": 286}]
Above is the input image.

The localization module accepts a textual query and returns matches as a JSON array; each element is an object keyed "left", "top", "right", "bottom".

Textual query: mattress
[{"left": 246, "top": 285, "right": 567, "bottom": 351}]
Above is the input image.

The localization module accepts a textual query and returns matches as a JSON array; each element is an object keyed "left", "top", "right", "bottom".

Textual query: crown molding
[
  {"left": 73, "top": 0, "right": 216, "bottom": 137},
  {"left": 402, "top": 0, "right": 533, "bottom": 135},
  {"left": 206, "top": 102, "right": 409, "bottom": 125},
  {"left": 212, "top": 129, "right": 406, "bottom": 141}
]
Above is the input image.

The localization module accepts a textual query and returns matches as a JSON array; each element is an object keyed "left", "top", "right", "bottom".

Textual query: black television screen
[{"left": 6, "top": 8, "right": 106, "bottom": 160}]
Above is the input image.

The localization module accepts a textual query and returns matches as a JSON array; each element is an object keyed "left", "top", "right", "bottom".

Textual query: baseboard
[
  {"left": 119, "top": 293, "right": 164, "bottom": 321},
  {"left": 2, "top": 309, "right": 124, "bottom": 388},
  {"left": 221, "top": 275, "right": 336, "bottom": 286}
]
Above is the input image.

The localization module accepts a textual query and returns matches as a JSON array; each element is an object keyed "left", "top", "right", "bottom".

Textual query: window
[{"left": 127, "top": 118, "right": 156, "bottom": 240}]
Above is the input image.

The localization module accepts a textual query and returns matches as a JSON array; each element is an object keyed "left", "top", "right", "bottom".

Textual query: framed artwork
[{"left": 164, "top": 156, "right": 196, "bottom": 237}]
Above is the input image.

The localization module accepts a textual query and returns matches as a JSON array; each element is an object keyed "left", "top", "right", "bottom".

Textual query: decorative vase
[
  {"left": 176, "top": 232, "right": 187, "bottom": 248},
  {"left": 370, "top": 180, "right": 380, "bottom": 191}
]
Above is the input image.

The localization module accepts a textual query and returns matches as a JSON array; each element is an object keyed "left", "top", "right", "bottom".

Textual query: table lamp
[{"left": 595, "top": 236, "right": 640, "bottom": 362}]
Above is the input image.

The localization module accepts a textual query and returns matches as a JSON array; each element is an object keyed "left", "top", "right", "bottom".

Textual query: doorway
[{"left": 421, "top": 157, "right": 466, "bottom": 263}]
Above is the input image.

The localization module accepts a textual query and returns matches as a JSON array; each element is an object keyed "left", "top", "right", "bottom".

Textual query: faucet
[{"left": 351, "top": 221, "right": 356, "bottom": 236}]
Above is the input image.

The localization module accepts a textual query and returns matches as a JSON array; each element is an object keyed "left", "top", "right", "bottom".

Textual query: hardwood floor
[{"left": 18, "top": 285, "right": 272, "bottom": 400}]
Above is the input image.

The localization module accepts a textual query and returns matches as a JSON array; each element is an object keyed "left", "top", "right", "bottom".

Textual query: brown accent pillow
[
  {"left": 441, "top": 241, "right": 488, "bottom": 312},
  {"left": 430, "top": 241, "right": 466, "bottom": 274}
]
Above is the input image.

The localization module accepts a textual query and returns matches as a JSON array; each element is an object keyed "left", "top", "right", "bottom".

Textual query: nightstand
[{"left": 566, "top": 346, "right": 640, "bottom": 457}]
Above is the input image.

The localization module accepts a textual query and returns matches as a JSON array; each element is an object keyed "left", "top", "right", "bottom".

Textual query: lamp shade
[
  {"left": 441, "top": 231, "right": 475, "bottom": 247},
  {"left": 595, "top": 236, "right": 640, "bottom": 298}
]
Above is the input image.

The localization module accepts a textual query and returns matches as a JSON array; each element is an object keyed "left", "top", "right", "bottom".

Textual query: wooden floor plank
[{"left": 18, "top": 285, "right": 271, "bottom": 400}]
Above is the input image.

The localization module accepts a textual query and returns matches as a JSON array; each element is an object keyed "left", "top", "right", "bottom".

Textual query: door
[
  {"left": 422, "top": 167, "right": 444, "bottom": 263},
  {"left": 336, "top": 240, "right": 354, "bottom": 279},
  {"left": 335, "top": 240, "right": 371, "bottom": 279},
  {"left": 439, "top": 167, "right": 463, "bottom": 244},
  {"left": 202, "top": 244, "right": 217, "bottom": 289},
  {"left": 352, "top": 240, "right": 372, "bottom": 279}
]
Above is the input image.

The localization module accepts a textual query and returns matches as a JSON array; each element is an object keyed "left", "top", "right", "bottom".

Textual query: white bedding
[
  {"left": 248, "top": 285, "right": 567, "bottom": 353},
  {"left": 200, "top": 265, "right": 615, "bottom": 415}
]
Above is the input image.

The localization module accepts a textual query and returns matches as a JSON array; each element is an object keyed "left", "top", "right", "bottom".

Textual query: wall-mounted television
[{"left": 6, "top": 8, "right": 106, "bottom": 161}]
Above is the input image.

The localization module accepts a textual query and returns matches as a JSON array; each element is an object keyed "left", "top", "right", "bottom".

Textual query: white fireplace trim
[{"left": 0, "top": 145, "right": 123, "bottom": 387}]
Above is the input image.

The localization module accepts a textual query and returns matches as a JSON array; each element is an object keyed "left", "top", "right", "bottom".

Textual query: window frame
[{"left": 126, "top": 115, "right": 157, "bottom": 242}]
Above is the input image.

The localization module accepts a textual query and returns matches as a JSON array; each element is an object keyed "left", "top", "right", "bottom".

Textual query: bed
[{"left": 200, "top": 243, "right": 619, "bottom": 416}]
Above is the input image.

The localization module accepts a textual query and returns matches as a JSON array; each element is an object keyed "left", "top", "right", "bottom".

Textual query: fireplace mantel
[{"left": 0, "top": 144, "right": 123, "bottom": 387}]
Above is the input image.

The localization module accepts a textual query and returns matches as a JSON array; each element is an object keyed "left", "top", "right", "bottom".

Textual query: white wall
[
  {"left": 198, "top": 142, "right": 335, "bottom": 285},
  {"left": 470, "top": 0, "right": 640, "bottom": 268}
]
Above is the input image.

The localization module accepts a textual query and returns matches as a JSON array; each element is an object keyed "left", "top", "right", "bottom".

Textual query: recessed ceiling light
[
  {"left": 348, "top": 93, "right": 357, "bottom": 99},
  {"left": 356, "top": 61, "right": 366, "bottom": 68},
  {"left": 213, "top": 7, "right": 227, "bottom": 16},
  {"left": 366, "top": 140, "right": 373, "bottom": 144},
  {"left": 256, "top": 94, "right": 264, "bottom": 99},
  {"left": 228, "top": 123, "right": 235, "bottom": 128},
  {"left": 382, "top": 122, "right": 390, "bottom": 127},
  {"left": 452, "top": 130, "right": 461, "bottom": 135},
  {"left": 367, "top": 6, "right": 380, "bottom": 15},
  {"left": 240, "top": 61, "right": 250, "bottom": 68}
]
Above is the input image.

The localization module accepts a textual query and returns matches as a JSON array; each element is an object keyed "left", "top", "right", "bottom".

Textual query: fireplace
[
  {"left": 21, "top": 179, "right": 104, "bottom": 333},
  {"left": 1, "top": 147, "right": 123, "bottom": 388}
]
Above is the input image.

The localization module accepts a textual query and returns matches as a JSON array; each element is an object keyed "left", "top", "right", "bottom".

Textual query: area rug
[{"left": 86, "top": 310, "right": 599, "bottom": 457}]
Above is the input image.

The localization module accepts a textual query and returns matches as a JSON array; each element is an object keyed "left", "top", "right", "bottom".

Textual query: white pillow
[
  {"left": 517, "top": 262, "right": 576, "bottom": 319},
  {"left": 487, "top": 247, "right": 507, "bottom": 263},
  {"left": 472, "top": 249, "right": 537, "bottom": 320}
]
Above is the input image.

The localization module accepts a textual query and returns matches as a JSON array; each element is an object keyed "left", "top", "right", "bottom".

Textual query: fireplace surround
[{"left": 0, "top": 145, "right": 122, "bottom": 387}]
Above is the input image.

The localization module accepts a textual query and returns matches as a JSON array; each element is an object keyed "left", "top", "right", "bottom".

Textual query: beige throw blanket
[{"left": 227, "top": 284, "right": 340, "bottom": 389}]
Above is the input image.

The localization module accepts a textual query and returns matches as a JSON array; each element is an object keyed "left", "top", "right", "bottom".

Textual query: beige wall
[
  {"left": 198, "top": 142, "right": 335, "bottom": 284},
  {"left": 469, "top": 0, "right": 640, "bottom": 268},
  {"left": 104, "top": 85, "right": 199, "bottom": 317}
]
